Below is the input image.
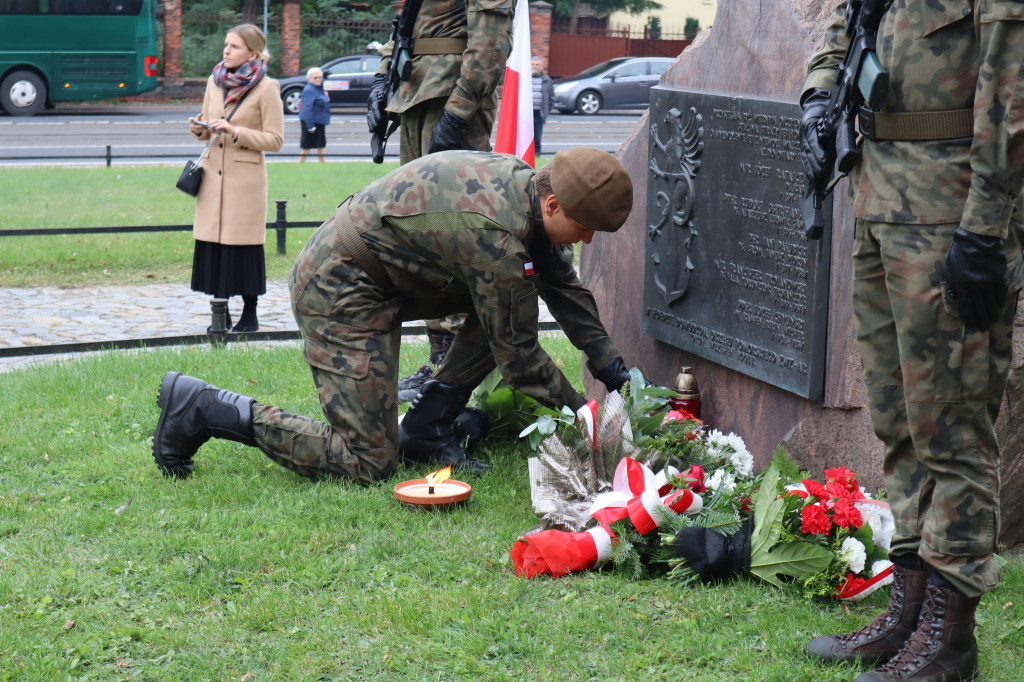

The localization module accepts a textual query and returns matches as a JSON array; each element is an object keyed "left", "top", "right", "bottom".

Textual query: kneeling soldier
[{"left": 152, "top": 147, "right": 637, "bottom": 482}]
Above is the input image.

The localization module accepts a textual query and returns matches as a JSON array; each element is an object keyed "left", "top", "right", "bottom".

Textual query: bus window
[
  {"left": 51, "top": 1, "right": 143, "bottom": 14},
  {"left": 0, "top": 1, "right": 44, "bottom": 14},
  {"left": 0, "top": 0, "right": 158, "bottom": 115}
]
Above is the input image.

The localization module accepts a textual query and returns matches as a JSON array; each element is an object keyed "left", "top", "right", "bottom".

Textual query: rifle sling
[
  {"left": 413, "top": 37, "right": 468, "bottom": 55},
  {"left": 858, "top": 107, "right": 973, "bottom": 141},
  {"left": 334, "top": 208, "right": 396, "bottom": 291}
]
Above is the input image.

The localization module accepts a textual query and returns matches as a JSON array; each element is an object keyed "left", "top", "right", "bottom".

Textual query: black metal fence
[
  {"left": 0, "top": 145, "right": 384, "bottom": 167},
  {"left": 0, "top": 199, "right": 319, "bottom": 256},
  {"left": 176, "top": 13, "right": 392, "bottom": 78}
]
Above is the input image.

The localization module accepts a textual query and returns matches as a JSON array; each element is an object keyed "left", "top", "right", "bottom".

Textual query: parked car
[
  {"left": 278, "top": 54, "right": 382, "bottom": 115},
  {"left": 552, "top": 57, "right": 673, "bottom": 115}
]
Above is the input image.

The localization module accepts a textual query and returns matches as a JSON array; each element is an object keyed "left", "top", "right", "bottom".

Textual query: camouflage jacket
[
  {"left": 345, "top": 150, "right": 621, "bottom": 411},
  {"left": 376, "top": 0, "right": 514, "bottom": 120},
  {"left": 804, "top": 0, "right": 1024, "bottom": 239}
]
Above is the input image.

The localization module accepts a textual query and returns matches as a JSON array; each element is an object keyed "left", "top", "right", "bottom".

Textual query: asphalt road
[{"left": 0, "top": 103, "right": 647, "bottom": 166}]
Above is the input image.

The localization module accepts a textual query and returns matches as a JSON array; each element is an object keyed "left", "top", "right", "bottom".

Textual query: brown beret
[{"left": 550, "top": 147, "right": 633, "bottom": 232}]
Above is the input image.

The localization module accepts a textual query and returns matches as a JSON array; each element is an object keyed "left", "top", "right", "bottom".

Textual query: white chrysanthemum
[
  {"left": 839, "top": 537, "right": 867, "bottom": 574},
  {"left": 871, "top": 559, "right": 893, "bottom": 578},
  {"left": 863, "top": 510, "right": 883, "bottom": 541},
  {"left": 728, "top": 445, "right": 754, "bottom": 477},
  {"left": 858, "top": 486, "right": 873, "bottom": 499},
  {"left": 706, "top": 430, "right": 753, "bottom": 477},
  {"left": 706, "top": 429, "right": 730, "bottom": 456},
  {"left": 706, "top": 468, "right": 737, "bottom": 492}
]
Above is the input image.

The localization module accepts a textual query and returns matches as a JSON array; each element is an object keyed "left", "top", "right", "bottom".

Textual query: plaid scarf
[{"left": 212, "top": 57, "right": 267, "bottom": 107}]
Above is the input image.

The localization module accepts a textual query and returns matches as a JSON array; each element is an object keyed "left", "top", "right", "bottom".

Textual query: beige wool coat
[{"left": 193, "top": 75, "right": 284, "bottom": 245}]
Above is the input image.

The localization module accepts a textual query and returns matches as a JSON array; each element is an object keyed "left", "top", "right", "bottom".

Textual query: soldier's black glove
[
  {"left": 366, "top": 73, "right": 389, "bottom": 134},
  {"left": 453, "top": 407, "right": 489, "bottom": 451},
  {"left": 668, "top": 523, "right": 752, "bottom": 583},
  {"left": 592, "top": 357, "right": 631, "bottom": 393},
  {"left": 944, "top": 226, "right": 1008, "bottom": 332},
  {"left": 799, "top": 88, "right": 835, "bottom": 190},
  {"left": 428, "top": 110, "right": 469, "bottom": 154}
]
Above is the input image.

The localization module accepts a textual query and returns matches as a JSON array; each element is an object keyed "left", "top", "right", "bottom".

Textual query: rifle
[
  {"left": 802, "top": 0, "right": 889, "bottom": 240},
  {"left": 369, "top": 0, "right": 424, "bottom": 163}
]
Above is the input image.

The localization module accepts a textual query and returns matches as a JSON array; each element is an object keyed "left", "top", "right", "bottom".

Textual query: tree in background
[
  {"left": 646, "top": 15, "right": 661, "bottom": 39},
  {"left": 684, "top": 16, "right": 700, "bottom": 38},
  {"left": 169, "top": 0, "right": 394, "bottom": 78},
  {"left": 546, "top": 0, "right": 663, "bottom": 33}
]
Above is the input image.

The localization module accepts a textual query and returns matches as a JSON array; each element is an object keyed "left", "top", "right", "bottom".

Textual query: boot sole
[{"left": 152, "top": 371, "right": 192, "bottom": 478}]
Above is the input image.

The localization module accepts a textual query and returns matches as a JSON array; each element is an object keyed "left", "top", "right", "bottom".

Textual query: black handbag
[
  {"left": 176, "top": 157, "right": 204, "bottom": 197},
  {"left": 176, "top": 88, "right": 252, "bottom": 198}
]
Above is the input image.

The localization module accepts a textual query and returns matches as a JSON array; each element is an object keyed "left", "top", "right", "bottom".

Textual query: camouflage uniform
[
  {"left": 378, "top": 0, "right": 513, "bottom": 164},
  {"left": 251, "top": 151, "right": 621, "bottom": 482},
  {"left": 805, "top": 0, "right": 1024, "bottom": 597},
  {"left": 377, "top": 0, "right": 514, "bottom": 349}
]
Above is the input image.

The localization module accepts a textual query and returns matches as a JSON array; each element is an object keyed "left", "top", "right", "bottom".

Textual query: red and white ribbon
[
  {"left": 588, "top": 457, "right": 703, "bottom": 535},
  {"left": 510, "top": 526, "right": 614, "bottom": 578},
  {"left": 576, "top": 399, "right": 598, "bottom": 453},
  {"left": 836, "top": 563, "right": 894, "bottom": 601}
]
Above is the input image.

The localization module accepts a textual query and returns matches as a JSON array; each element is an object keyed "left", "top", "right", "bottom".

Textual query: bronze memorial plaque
[{"left": 642, "top": 88, "right": 833, "bottom": 401}]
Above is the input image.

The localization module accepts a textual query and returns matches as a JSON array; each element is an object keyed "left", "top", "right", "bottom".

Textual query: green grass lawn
[
  {"left": 1, "top": 339, "right": 1022, "bottom": 680},
  {"left": 0, "top": 162, "right": 398, "bottom": 288},
  {"left": 1, "top": 162, "right": 1022, "bottom": 679}
]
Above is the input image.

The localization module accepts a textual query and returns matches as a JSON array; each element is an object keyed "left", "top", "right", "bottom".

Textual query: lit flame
[{"left": 425, "top": 465, "right": 453, "bottom": 485}]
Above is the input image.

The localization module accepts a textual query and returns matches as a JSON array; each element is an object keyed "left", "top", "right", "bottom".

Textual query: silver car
[{"left": 552, "top": 57, "right": 674, "bottom": 115}]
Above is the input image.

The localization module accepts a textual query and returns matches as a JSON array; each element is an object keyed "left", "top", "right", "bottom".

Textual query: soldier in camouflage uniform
[
  {"left": 800, "top": 1, "right": 1024, "bottom": 679},
  {"left": 367, "top": 0, "right": 515, "bottom": 397},
  {"left": 151, "top": 147, "right": 635, "bottom": 484}
]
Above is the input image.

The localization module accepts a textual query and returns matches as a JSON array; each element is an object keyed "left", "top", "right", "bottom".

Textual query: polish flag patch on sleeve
[{"left": 524, "top": 261, "right": 534, "bottom": 276}]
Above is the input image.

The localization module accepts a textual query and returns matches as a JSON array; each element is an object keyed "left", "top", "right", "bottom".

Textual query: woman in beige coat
[{"left": 188, "top": 24, "right": 284, "bottom": 333}]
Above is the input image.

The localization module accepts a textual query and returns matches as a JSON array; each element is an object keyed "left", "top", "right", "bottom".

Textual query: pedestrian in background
[
  {"left": 188, "top": 23, "right": 283, "bottom": 334},
  {"left": 298, "top": 67, "right": 330, "bottom": 163},
  {"left": 800, "top": 1, "right": 1024, "bottom": 680},
  {"left": 366, "top": 0, "right": 514, "bottom": 402},
  {"left": 531, "top": 56, "right": 553, "bottom": 156}
]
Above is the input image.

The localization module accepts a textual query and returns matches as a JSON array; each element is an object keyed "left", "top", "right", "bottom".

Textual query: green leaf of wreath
[{"left": 749, "top": 466, "right": 833, "bottom": 587}]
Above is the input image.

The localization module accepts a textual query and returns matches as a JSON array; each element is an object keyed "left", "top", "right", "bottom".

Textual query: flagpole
[{"left": 493, "top": 0, "right": 536, "bottom": 166}]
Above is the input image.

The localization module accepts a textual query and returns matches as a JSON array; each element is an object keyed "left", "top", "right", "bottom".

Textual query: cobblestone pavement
[{"left": 0, "top": 282, "right": 554, "bottom": 373}]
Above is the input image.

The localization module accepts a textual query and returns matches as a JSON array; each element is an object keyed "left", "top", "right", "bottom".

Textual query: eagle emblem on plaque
[{"left": 648, "top": 106, "right": 704, "bottom": 305}]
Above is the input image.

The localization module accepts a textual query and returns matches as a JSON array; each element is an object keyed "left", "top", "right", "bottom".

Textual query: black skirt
[
  {"left": 191, "top": 240, "right": 267, "bottom": 298},
  {"left": 300, "top": 123, "right": 327, "bottom": 150}
]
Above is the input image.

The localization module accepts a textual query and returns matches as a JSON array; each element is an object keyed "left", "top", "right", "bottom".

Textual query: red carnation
[
  {"left": 662, "top": 409, "right": 697, "bottom": 424},
  {"left": 826, "top": 467, "right": 863, "bottom": 496},
  {"left": 836, "top": 573, "right": 868, "bottom": 599},
  {"left": 800, "top": 503, "right": 832, "bottom": 535},
  {"left": 802, "top": 478, "right": 831, "bottom": 503},
  {"left": 826, "top": 481, "right": 852, "bottom": 501},
  {"left": 832, "top": 496, "right": 864, "bottom": 529}
]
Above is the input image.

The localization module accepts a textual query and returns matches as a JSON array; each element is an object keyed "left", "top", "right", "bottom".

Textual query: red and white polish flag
[{"left": 493, "top": 0, "right": 535, "bottom": 166}]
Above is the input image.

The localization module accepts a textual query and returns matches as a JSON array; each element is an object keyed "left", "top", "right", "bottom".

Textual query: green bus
[{"left": 0, "top": 0, "right": 159, "bottom": 116}]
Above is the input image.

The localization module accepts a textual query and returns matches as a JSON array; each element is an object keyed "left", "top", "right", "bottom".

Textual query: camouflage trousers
[
  {"left": 249, "top": 210, "right": 402, "bottom": 483},
  {"left": 399, "top": 96, "right": 488, "bottom": 351},
  {"left": 852, "top": 219, "right": 1021, "bottom": 597},
  {"left": 398, "top": 96, "right": 495, "bottom": 165}
]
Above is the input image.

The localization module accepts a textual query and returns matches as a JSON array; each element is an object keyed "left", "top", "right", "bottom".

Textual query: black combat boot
[
  {"left": 152, "top": 371, "right": 256, "bottom": 478},
  {"left": 854, "top": 577, "right": 980, "bottom": 682},
  {"left": 427, "top": 329, "right": 454, "bottom": 366},
  {"left": 807, "top": 564, "right": 929, "bottom": 664},
  {"left": 397, "top": 364, "right": 434, "bottom": 404},
  {"left": 399, "top": 379, "right": 490, "bottom": 474}
]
